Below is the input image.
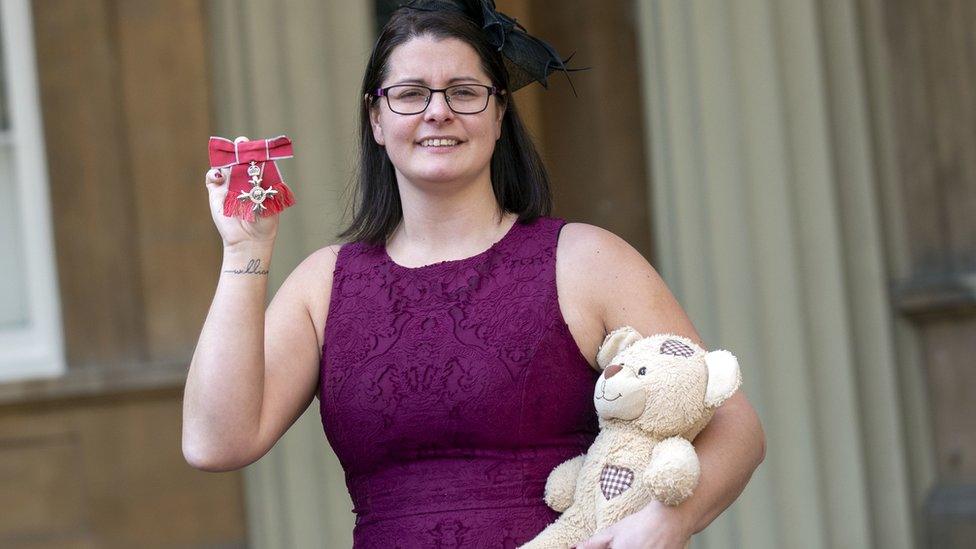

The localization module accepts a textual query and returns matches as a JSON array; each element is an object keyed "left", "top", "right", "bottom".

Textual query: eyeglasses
[{"left": 373, "top": 84, "right": 504, "bottom": 115}]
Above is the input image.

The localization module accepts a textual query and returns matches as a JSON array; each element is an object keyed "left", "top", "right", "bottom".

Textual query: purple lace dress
[{"left": 319, "top": 215, "right": 600, "bottom": 548}]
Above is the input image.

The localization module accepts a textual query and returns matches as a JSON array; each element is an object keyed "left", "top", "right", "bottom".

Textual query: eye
[
  {"left": 449, "top": 85, "right": 479, "bottom": 97},
  {"left": 638, "top": 367, "right": 646, "bottom": 376},
  {"left": 447, "top": 85, "right": 485, "bottom": 101},
  {"left": 392, "top": 86, "right": 428, "bottom": 100}
]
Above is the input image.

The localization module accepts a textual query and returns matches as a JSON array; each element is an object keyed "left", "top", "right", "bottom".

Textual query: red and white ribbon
[{"left": 208, "top": 135, "right": 296, "bottom": 221}]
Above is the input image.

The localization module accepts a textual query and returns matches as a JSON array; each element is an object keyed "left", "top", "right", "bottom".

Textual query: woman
[{"left": 183, "top": 2, "right": 765, "bottom": 547}]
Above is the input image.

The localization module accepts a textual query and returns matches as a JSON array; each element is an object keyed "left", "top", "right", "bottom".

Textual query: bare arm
[
  {"left": 669, "top": 390, "right": 764, "bottom": 535},
  {"left": 570, "top": 223, "right": 765, "bottom": 538},
  {"left": 182, "top": 241, "right": 339, "bottom": 471},
  {"left": 182, "top": 165, "right": 338, "bottom": 471}
]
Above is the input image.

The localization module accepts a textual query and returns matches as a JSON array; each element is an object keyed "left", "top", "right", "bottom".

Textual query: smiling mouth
[
  {"left": 418, "top": 138, "right": 463, "bottom": 147},
  {"left": 596, "top": 393, "right": 622, "bottom": 402}
]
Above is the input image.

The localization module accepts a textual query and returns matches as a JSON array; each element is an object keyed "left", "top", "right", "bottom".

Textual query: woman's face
[{"left": 369, "top": 35, "right": 505, "bottom": 188}]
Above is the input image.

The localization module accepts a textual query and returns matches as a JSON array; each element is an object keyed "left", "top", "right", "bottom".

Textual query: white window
[{"left": 0, "top": 0, "right": 65, "bottom": 382}]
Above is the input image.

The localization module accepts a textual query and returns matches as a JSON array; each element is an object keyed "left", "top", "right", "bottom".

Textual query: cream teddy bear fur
[{"left": 519, "top": 327, "right": 742, "bottom": 549}]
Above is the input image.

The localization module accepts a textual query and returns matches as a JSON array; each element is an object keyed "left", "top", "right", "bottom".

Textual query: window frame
[{"left": 0, "top": 0, "right": 66, "bottom": 383}]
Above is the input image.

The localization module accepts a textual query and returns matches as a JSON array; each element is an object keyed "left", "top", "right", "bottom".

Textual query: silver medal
[{"left": 237, "top": 160, "right": 278, "bottom": 212}]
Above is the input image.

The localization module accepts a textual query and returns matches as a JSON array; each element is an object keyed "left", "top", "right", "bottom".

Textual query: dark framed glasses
[{"left": 373, "top": 84, "right": 504, "bottom": 115}]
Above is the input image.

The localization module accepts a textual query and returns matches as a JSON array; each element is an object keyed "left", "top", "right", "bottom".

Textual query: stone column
[{"left": 635, "top": 1, "right": 917, "bottom": 547}]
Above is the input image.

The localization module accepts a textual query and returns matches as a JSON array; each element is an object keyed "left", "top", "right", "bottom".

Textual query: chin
[
  {"left": 409, "top": 163, "right": 478, "bottom": 184},
  {"left": 411, "top": 170, "right": 464, "bottom": 184}
]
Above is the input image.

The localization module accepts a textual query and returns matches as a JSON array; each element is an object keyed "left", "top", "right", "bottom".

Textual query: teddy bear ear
[
  {"left": 596, "top": 326, "right": 644, "bottom": 369},
  {"left": 704, "top": 349, "right": 742, "bottom": 407}
]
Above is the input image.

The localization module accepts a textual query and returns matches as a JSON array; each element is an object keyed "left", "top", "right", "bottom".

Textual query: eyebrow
[{"left": 391, "top": 76, "right": 484, "bottom": 86}]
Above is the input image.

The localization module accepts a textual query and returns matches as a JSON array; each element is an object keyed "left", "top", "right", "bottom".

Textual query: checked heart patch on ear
[{"left": 660, "top": 339, "right": 695, "bottom": 357}]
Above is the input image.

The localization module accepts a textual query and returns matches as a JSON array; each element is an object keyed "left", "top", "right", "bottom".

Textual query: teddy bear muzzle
[{"left": 593, "top": 372, "right": 645, "bottom": 420}]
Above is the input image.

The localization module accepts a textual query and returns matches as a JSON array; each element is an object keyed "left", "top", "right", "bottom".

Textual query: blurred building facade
[{"left": 1, "top": 0, "right": 974, "bottom": 547}]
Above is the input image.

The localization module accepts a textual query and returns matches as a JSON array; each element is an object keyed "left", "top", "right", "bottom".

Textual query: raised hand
[{"left": 204, "top": 136, "right": 280, "bottom": 250}]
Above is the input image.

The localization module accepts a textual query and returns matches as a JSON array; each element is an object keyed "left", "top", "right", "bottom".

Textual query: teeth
[{"left": 421, "top": 139, "right": 458, "bottom": 147}]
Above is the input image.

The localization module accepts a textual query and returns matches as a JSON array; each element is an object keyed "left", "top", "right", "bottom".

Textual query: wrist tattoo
[{"left": 223, "top": 258, "right": 269, "bottom": 276}]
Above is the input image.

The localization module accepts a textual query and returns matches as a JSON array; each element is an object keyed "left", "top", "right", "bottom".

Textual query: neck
[{"left": 386, "top": 171, "right": 516, "bottom": 265}]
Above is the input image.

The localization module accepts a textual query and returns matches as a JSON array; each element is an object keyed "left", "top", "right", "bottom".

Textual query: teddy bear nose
[{"left": 604, "top": 364, "right": 623, "bottom": 379}]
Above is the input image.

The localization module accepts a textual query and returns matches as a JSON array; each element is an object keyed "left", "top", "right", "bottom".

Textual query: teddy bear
[{"left": 519, "top": 326, "right": 742, "bottom": 548}]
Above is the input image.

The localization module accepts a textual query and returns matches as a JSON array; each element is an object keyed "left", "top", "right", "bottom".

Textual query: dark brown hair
[{"left": 336, "top": 5, "right": 552, "bottom": 245}]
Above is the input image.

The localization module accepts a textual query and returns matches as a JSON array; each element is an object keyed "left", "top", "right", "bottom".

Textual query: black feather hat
[{"left": 400, "top": 0, "right": 585, "bottom": 94}]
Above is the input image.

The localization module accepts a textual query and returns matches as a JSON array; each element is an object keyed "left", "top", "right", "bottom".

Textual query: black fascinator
[{"left": 400, "top": 0, "right": 585, "bottom": 94}]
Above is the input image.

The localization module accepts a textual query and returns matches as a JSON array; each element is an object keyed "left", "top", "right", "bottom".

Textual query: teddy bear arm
[
  {"left": 643, "top": 437, "right": 701, "bottom": 506},
  {"left": 544, "top": 455, "right": 585, "bottom": 512}
]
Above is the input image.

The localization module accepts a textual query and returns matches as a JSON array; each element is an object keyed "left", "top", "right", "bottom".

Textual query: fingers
[
  {"left": 205, "top": 168, "right": 222, "bottom": 186},
  {"left": 205, "top": 167, "right": 231, "bottom": 190},
  {"left": 204, "top": 169, "right": 222, "bottom": 194}
]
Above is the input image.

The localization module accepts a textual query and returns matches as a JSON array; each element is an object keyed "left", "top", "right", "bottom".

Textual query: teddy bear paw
[
  {"left": 544, "top": 455, "right": 585, "bottom": 512},
  {"left": 645, "top": 437, "right": 701, "bottom": 506}
]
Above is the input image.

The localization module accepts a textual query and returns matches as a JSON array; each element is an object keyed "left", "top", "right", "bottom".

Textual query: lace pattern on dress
[{"left": 319, "top": 216, "right": 599, "bottom": 547}]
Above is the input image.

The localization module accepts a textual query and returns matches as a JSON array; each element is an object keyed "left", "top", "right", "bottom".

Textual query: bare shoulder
[
  {"left": 555, "top": 222, "right": 642, "bottom": 328},
  {"left": 286, "top": 243, "right": 344, "bottom": 350},
  {"left": 556, "top": 222, "right": 702, "bottom": 347},
  {"left": 297, "top": 243, "right": 343, "bottom": 276},
  {"left": 556, "top": 222, "right": 640, "bottom": 269}
]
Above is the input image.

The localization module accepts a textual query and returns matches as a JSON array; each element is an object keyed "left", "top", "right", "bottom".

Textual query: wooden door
[{"left": 861, "top": 0, "right": 976, "bottom": 546}]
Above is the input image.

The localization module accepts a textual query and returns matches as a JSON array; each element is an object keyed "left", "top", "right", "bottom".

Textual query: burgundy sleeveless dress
[{"left": 319, "top": 215, "right": 600, "bottom": 548}]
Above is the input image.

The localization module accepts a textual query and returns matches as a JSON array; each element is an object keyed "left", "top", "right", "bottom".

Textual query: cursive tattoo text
[{"left": 223, "top": 258, "right": 269, "bottom": 276}]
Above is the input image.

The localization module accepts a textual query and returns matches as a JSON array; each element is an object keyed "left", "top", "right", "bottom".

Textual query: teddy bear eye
[{"left": 638, "top": 367, "right": 647, "bottom": 376}]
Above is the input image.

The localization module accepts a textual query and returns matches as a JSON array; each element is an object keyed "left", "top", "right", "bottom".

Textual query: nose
[
  {"left": 424, "top": 90, "right": 454, "bottom": 122},
  {"left": 603, "top": 364, "right": 623, "bottom": 379}
]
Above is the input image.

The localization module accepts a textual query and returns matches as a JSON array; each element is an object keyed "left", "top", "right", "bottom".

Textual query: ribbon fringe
[{"left": 222, "top": 181, "right": 296, "bottom": 223}]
